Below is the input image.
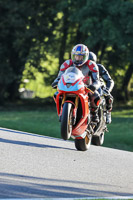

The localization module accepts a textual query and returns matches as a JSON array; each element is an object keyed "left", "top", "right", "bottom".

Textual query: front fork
[
  {"left": 59, "top": 94, "right": 79, "bottom": 125},
  {"left": 73, "top": 95, "right": 79, "bottom": 125}
]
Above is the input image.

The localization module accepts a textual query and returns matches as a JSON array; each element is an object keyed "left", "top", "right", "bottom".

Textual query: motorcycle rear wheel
[
  {"left": 91, "top": 132, "right": 104, "bottom": 146},
  {"left": 61, "top": 102, "right": 73, "bottom": 140},
  {"left": 75, "top": 135, "right": 91, "bottom": 151}
]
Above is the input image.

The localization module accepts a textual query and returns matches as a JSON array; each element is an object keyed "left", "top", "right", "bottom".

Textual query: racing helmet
[
  {"left": 71, "top": 44, "right": 89, "bottom": 66},
  {"left": 89, "top": 51, "right": 97, "bottom": 63}
]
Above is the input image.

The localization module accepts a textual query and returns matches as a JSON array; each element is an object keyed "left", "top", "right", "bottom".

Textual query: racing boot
[
  {"left": 91, "top": 107, "right": 99, "bottom": 123},
  {"left": 106, "top": 111, "right": 112, "bottom": 124}
]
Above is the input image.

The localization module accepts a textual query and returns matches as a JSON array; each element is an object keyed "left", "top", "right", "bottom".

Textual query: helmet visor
[{"left": 72, "top": 54, "right": 86, "bottom": 66}]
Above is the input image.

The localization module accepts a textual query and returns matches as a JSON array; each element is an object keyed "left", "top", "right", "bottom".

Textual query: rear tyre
[
  {"left": 75, "top": 135, "right": 91, "bottom": 151},
  {"left": 91, "top": 132, "right": 104, "bottom": 146},
  {"left": 61, "top": 102, "right": 73, "bottom": 140}
]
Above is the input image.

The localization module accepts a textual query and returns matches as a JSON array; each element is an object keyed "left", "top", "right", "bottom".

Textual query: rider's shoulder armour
[
  {"left": 60, "top": 59, "right": 73, "bottom": 71},
  {"left": 87, "top": 60, "right": 98, "bottom": 73}
]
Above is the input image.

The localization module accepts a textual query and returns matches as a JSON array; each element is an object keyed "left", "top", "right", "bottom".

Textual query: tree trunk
[
  {"left": 98, "top": 43, "right": 106, "bottom": 63},
  {"left": 59, "top": 10, "right": 69, "bottom": 68},
  {"left": 76, "top": 26, "right": 83, "bottom": 44},
  {"left": 7, "top": 81, "right": 21, "bottom": 101},
  {"left": 122, "top": 63, "right": 133, "bottom": 100}
]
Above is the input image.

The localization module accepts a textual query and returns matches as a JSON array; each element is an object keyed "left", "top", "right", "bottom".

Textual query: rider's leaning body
[
  {"left": 52, "top": 44, "right": 101, "bottom": 123},
  {"left": 98, "top": 64, "right": 114, "bottom": 93},
  {"left": 89, "top": 52, "right": 114, "bottom": 124}
]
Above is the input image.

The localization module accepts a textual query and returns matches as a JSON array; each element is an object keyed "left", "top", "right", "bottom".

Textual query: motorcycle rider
[
  {"left": 89, "top": 51, "right": 114, "bottom": 124},
  {"left": 52, "top": 44, "right": 101, "bottom": 123}
]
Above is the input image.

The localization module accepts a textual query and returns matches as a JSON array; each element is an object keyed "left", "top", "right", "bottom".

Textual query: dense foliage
[{"left": 0, "top": 0, "right": 133, "bottom": 102}]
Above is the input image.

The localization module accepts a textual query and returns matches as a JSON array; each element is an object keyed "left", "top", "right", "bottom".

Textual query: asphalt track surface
[{"left": 0, "top": 127, "right": 133, "bottom": 199}]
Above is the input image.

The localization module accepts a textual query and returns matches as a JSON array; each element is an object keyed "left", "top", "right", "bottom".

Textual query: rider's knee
[
  {"left": 94, "top": 96, "right": 100, "bottom": 107},
  {"left": 89, "top": 91, "right": 101, "bottom": 108}
]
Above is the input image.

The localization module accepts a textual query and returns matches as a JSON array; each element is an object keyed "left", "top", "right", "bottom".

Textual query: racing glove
[
  {"left": 103, "top": 88, "right": 110, "bottom": 96},
  {"left": 52, "top": 80, "right": 58, "bottom": 89}
]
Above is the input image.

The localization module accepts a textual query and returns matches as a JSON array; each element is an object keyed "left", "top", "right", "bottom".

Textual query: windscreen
[{"left": 63, "top": 67, "right": 84, "bottom": 83}]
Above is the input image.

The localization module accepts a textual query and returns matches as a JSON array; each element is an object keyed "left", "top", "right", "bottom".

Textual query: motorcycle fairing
[
  {"left": 71, "top": 93, "right": 89, "bottom": 138},
  {"left": 56, "top": 91, "right": 89, "bottom": 139},
  {"left": 58, "top": 67, "right": 85, "bottom": 92},
  {"left": 58, "top": 76, "right": 84, "bottom": 92}
]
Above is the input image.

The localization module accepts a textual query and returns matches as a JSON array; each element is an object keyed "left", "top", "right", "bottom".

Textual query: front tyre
[
  {"left": 75, "top": 134, "right": 91, "bottom": 151},
  {"left": 61, "top": 102, "right": 73, "bottom": 140}
]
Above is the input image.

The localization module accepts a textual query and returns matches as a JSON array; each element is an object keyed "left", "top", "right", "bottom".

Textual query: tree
[
  {"left": 0, "top": 0, "right": 133, "bottom": 102},
  {"left": 0, "top": 0, "right": 58, "bottom": 101},
  {"left": 67, "top": 0, "right": 133, "bottom": 101}
]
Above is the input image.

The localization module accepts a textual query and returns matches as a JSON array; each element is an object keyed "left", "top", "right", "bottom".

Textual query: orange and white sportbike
[{"left": 53, "top": 67, "right": 108, "bottom": 151}]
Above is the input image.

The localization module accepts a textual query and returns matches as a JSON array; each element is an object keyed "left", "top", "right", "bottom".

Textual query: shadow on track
[
  {"left": 0, "top": 137, "right": 75, "bottom": 151},
  {"left": 0, "top": 172, "right": 133, "bottom": 198}
]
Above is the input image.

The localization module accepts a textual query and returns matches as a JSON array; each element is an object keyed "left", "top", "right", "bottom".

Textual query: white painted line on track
[
  {"left": 0, "top": 127, "right": 66, "bottom": 141},
  {"left": 0, "top": 196, "right": 133, "bottom": 200}
]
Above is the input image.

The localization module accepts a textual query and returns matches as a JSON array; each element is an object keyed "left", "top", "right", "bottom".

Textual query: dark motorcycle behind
[{"left": 90, "top": 95, "right": 108, "bottom": 146}]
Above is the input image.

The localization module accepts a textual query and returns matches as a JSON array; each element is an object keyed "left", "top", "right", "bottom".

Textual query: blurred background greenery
[{"left": 0, "top": 0, "right": 133, "bottom": 151}]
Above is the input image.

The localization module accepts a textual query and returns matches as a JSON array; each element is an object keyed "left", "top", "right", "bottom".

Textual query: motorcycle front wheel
[
  {"left": 75, "top": 134, "right": 91, "bottom": 151},
  {"left": 61, "top": 102, "right": 73, "bottom": 140}
]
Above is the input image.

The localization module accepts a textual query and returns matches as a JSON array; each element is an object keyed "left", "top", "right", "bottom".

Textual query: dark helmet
[{"left": 89, "top": 52, "right": 97, "bottom": 63}]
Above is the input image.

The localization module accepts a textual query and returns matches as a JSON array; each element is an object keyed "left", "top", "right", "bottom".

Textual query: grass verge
[{"left": 103, "top": 108, "right": 133, "bottom": 152}]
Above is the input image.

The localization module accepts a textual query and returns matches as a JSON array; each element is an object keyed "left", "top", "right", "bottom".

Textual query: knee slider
[
  {"left": 106, "top": 96, "right": 113, "bottom": 110},
  {"left": 106, "top": 96, "right": 113, "bottom": 105},
  {"left": 94, "top": 96, "right": 100, "bottom": 106}
]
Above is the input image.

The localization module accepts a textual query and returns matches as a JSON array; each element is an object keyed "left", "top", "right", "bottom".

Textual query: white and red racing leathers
[{"left": 52, "top": 59, "right": 101, "bottom": 108}]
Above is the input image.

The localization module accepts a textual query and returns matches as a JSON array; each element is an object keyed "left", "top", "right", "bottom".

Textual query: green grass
[
  {"left": 103, "top": 108, "right": 133, "bottom": 152},
  {"left": 0, "top": 103, "right": 133, "bottom": 152},
  {"left": 0, "top": 105, "right": 60, "bottom": 139}
]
